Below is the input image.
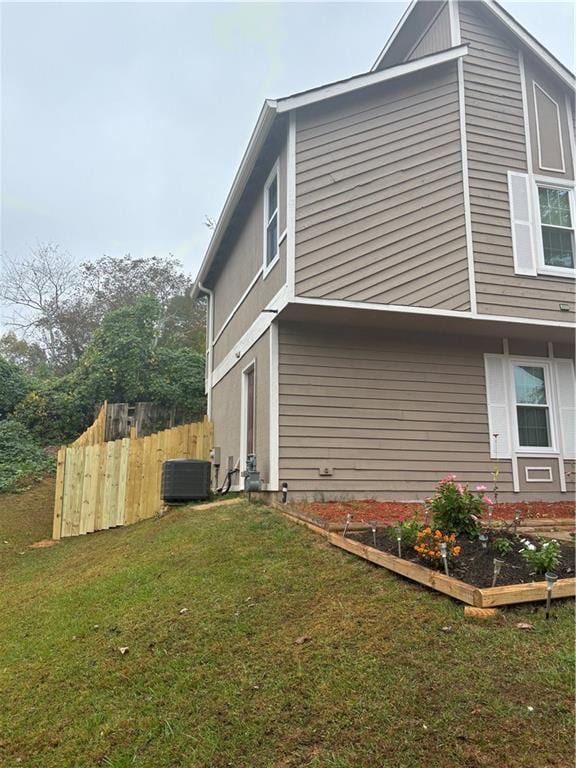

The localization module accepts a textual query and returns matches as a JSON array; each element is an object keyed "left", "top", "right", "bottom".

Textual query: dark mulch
[{"left": 348, "top": 529, "right": 575, "bottom": 588}]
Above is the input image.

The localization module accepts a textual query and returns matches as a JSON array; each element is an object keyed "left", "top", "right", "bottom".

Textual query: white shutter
[
  {"left": 484, "top": 355, "right": 512, "bottom": 458},
  {"left": 555, "top": 359, "right": 576, "bottom": 458},
  {"left": 508, "top": 171, "right": 537, "bottom": 275}
]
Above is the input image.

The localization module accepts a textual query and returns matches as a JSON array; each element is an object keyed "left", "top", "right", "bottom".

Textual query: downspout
[{"left": 197, "top": 283, "right": 214, "bottom": 420}]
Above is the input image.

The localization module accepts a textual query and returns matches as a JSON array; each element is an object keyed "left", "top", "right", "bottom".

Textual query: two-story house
[{"left": 192, "top": 0, "right": 575, "bottom": 502}]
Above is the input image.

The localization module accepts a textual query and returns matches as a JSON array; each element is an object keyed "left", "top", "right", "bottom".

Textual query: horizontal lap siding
[
  {"left": 460, "top": 3, "right": 575, "bottom": 322},
  {"left": 278, "top": 322, "right": 512, "bottom": 499},
  {"left": 294, "top": 65, "right": 471, "bottom": 312}
]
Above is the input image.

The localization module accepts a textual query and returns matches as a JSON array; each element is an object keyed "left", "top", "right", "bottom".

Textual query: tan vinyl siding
[
  {"left": 406, "top": 2, "right": 451, "bottom": 61},
  {"left": 460, "top": 2, "right": 575, "bottom": 322},
  {"left": 212, "top": 140, "right": 287, "bottom": 367},
  {"left": 294, "top": 64, "right": 471, "bottom": 311},
  {"left": 278, "top": 322, "right": 521, "bottom": 499},
  {"left": 212, "top": 331, "right": 271, "bottom": 486}
]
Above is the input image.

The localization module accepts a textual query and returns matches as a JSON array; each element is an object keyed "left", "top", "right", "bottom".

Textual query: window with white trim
[
  {"left": 513, "top": 364, "right": 551, "bottom": 448},
  {"left": 537, "top": 185, "right": 574, "bottom": 270},
  {"left": 264, "top": 166, "right": 279, "bottom": 270}
]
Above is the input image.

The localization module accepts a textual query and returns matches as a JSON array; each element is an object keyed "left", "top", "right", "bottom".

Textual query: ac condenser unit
[{"left": 161, "top": 459, "right": 211, "bottom": 502}]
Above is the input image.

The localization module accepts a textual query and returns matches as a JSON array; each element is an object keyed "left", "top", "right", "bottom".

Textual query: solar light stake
[
  {"left": 396, "top": 527, "right": 402, "bottom": 558},
  {"left": 492, "top": 558, "right": 504, "bottom": 587},
  {"left": 545, "top": 572, "right": 558, "bottom": 620},
  {"left": 513, "top": 510, "right": 522, "bottom": 533},
  {"left": 479, "top": 532, "right": 488, "bottom": 550},
  {"left": 281, "top": 482, "right": 288, "bottom": 504},
  {"left": 440, "top": 542, "right": 449, "bottom": 576},
  {"left": 370, "top": 521, "right": 377, "bottom": 548},
  {"left": 343, "top": 513, "right": 352, "bottom": 538}
]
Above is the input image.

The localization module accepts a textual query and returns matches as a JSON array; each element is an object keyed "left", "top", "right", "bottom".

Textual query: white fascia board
[
  {"left": 277, "top": 45, "right": 468, "bottom": 114},
  {"left": 192, "top": 100, "right": 277, "bottom": 298},
  {"left": 371, "top": 0, "right": 419, "bottom": 72},
  {"left": 484, "top": 1, "right": 574, "bottom": 91}
]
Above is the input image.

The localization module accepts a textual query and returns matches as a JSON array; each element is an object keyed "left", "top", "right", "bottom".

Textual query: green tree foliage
[
  {"left": 0, "top": 420, "right": 54, "bottom": 492},
  {"left": 0, "top": 356, "right": 32, "bottom": 419},
  {"left": 16, "top": 296, "right": 206, "bottom": 445},
  {"left": 0, "top": 332, "right": 50, "bottom": 377}
]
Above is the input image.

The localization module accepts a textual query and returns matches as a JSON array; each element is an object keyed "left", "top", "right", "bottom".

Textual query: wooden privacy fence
[
  {"left": 73, "top": 401, "right": 108, "bottom": 447},
  {"left": 53, "top": 417, "right": 213, "bottom": 540}
]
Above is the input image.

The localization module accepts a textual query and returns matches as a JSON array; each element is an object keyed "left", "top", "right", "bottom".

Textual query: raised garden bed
[{"left": 278, "top": 505, "right": 576, "bottom": 607}]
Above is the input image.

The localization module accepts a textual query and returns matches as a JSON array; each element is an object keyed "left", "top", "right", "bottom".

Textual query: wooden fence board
[{"left": 55, "top": 417, "right": 213, "bottom": 539}]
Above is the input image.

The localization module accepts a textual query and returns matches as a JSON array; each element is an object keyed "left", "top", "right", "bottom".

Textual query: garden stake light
[
  {"left": 370, "top": 521, "right": 377, "bottom": 548},
  {"left": 513, "top": 510, "right": 522, "bottom": 533},
  {"left": 545, "top": 572, "right": 558, "bottom": 619},
  {"left": 440, "top": 542, "right": 449, "bottom": 576},
  {"left": 492, "top": 558, "right": 504, "bottom": 587},
  {"left": 396, "top": 527, "right": 402, "bottom": 558},
  {"left": 343, "top": 513, "right": 352, "bottom": 538},
  {"left": 479, "top": 533, "right": 488, "bottom": 550}
]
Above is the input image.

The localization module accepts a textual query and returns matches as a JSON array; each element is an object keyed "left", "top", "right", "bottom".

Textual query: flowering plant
[
  {"left": 426, "top": 475, "right": 490, "bottom": 538},
  {"left": 414, "top": 528, "right": 461, "bottom": 567},
  {"left": 520, "top": 538, "right": 561, "bottom": 574}
]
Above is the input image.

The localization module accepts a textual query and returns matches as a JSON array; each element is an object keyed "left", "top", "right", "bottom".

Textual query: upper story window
[
  {"left": 263, "top": 163, "right": 279, "bottom": 274},
  {"left": 513, "top": 364, "right": 551, "bottom": 448},
  {"left": 538, "top": 186, "right": 574, "bottom": 270}
]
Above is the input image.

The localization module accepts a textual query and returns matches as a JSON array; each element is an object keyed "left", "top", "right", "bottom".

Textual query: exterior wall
[
  {"left": 294, "top": 63, "right": 471, "bottom": 311},
  {"left": 406, "top": 2, "right": 451, "bottom": 61},
  {"left": 374, "top": 1, "right": 448, "bottom": 68},
  {"left": 212, "top": 138, "right": 287, "bottom": 368},
  {"left": 459, "top": 2, "right": 575, "bottom": 322},
  {"left": 278, "top": 321, "right": 573, "bottom": 501},
  {"left": 211, "top": 330, "right": 271, "bottom": 488}
]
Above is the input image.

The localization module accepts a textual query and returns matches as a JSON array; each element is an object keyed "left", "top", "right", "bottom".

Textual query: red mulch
[{"left": 301, "top": 499, "right": 575, "bottom": 526}]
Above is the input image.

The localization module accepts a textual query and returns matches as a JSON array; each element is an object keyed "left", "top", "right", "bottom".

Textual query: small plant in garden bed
[
  {"left": 394, "top": 514, "right": 421, "bottom": 547},
  {"left": 414, "top": 528, "right": 461, "bottom": 567},
  {"left": 520, "top": 538, "right": 562, "bottom": 575},
  {"left": 426, "top": 474, "right": 492, "bottom": 538},
  {"left": 493, "top": 537, "right": 514, "bottom": 556}
]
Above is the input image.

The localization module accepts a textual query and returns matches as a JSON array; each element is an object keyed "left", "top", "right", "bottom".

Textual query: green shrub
[
  {"left": 396, "top": 515, "right": 422, "bottom": 547},
  {"left": 0, "top": 420, "right": 54, "bottom": 493},
  {"left": 494, "top": 537, "right": 514, "bottom": 556},
  {"left": 0, "top": 357, "right": 32, "bottom": 419},
  {"left": 427, "top": 475, "right": 489, "bottom": 538},
  {"left": 520, "top": 538, "right": 561, "bottom": 574}
]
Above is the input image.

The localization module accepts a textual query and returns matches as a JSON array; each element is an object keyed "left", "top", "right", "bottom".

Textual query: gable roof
[
  {"left": 371, "top": 0, "right": 575, "bottom": 90},
  {"left": 192, "top": 44, "right": 468, "bottom": 296}
]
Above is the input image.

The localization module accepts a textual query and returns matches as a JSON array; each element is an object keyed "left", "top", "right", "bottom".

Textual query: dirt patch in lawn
[
  {"left": 348, "top": 528, "right": 575, "bottom": 588},
  {"left": 302, "top": 499, "right": 576, "bottom": 526}
]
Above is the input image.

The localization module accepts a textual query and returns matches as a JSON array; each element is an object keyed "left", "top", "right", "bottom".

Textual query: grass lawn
[{"left": 0, "top": 482, "right": 574, "bottom": 768}]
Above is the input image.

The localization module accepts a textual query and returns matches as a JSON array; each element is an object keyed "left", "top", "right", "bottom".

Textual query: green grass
[{"left": 0, "top": 483, "right": 574, "bottom": 768}]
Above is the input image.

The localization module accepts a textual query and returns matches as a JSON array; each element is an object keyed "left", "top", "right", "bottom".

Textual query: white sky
[{"left": 1, "top": 1, "right": 574, "bottom": 282}]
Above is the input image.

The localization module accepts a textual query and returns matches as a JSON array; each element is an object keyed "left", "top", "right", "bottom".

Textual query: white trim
[
  {"left": 290, "top": 294, "right": 576, "bottom": 329},
  {"left": 269, "top": 321, "right": 279, "bottom": 491},
  {"left": 406, "top": 2, "right": 447, "bottom": 59},
  {"left": 518, "top": 51, "right": 533, "bottom": 176},
  {"left": 211, "top": 284, "right": 289, "bottom": 387},
  {"left": 456, "top": 49, "right": 477, "bottom": 312},
  {"left": 192, "top": 101, "right": 277, "bottom": 297},
  {"left": 371, "top": 0, "right": 418, "bottom": 71},
  {"left": 277, "top": 46, "right": 469, "bottom": 113},
  {"left": 263, "top": 159, "right": 280, "bottom": 278},
  {"left": 548, "top": 343, "right": 567, "bottom": 492},
  {"left": 565, "top": 94, "right": 576, "bottom": 181},
  {"left": 448, "top": 0, "right": 461, "bottom": 47},
  {"left": 481, "top": 0, "right": 574, "bottom": 92},
  {"left": 239, "top": 359, "right": 256, "bottom": 488},
  {"left": 212, "top": 267, "right": 263, "bottom": 346},
  {"left": 500, "top": 342, "right": 520, "bottom": 491},
  {"left": 198, "top": 283, "right": 214, "bottom": 420},
  {"left": 286, "top": 111, "right": 296, "bottom": 301},
  {"left": 532, "top": 178, "right": 576, "bottom": 277},
  {"left": 278, "top": 228, "right": 287, "bottom": 247},
  {"left": 525, "top": 466, "right": 553, "bottom": 482},
  {"left": 533, "top": 82, "right": 566, "bottom": 174}
]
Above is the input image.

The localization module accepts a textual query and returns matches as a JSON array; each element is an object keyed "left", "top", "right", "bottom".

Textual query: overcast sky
[{"left": 1, "top": 1, "right": 574, "bottom": 281}]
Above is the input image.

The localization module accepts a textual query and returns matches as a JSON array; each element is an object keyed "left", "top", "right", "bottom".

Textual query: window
[
  {"left": 263, "top": 165, "right": 279, "bottom": 271},
  {"left": 538, "top": 186, "right": 574, "bottom": 269},
  {"left": 513, "top": 365, "right": 551, "bottom": 448}
]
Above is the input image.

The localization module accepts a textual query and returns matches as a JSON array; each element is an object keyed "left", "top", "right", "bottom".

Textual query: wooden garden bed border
[{"left": 277, "top": 505, "right": 576, "bottom": 607}]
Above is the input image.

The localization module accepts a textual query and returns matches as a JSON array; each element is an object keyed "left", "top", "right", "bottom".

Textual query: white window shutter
[
  {"left": 508, "top": 171, "right": 537, "bottom": 275},
  {"left": 555, "top": 359, "right": 576, "bottom": 458},
  {"left": 484, "top": 355, "right": 512, "bottom": 458}
]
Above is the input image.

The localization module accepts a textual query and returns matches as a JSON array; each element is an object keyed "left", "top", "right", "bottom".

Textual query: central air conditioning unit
[{"left": 161, "top": 459, "right": 211, "bottom": 502}]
